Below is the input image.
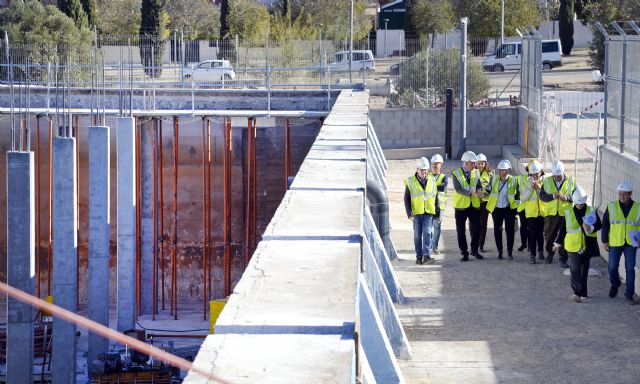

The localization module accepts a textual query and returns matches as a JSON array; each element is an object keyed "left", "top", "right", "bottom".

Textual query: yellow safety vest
[
  {"left": 486, "top": 175, "right": 518, "bottom": 213},
  {"left": 541, "top": 176, "right": 575, "bottom": 217},
  {"left": 608, "top": 200, "right": 640, "bottom": 247},
  {"left": 405, "top": 175, "right": 437, "bottom": 215},
  {"left": 523, "top": 177, "right": 543, "bottom": 218},
  {"left": 516, "top": 174, "right": 528, "bottom": 213},
  {"left": 564, "top": 206, "right": 598, "bottom": 253},
  {"left": 480, "top": 170, "right": 492, "bottom": 202},
  {"left": 429, "top": 172, "right": 447, "bottom": 211},
  {"left": 452, "top": 168, "right": 481, "bottom": 209}
]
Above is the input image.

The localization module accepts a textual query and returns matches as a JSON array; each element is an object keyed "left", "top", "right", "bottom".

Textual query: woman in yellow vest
[
  {"left": 473, "top": 153, "right": 494, "bottom": 253},
  {"left": 404, "top": 157, "right": 438, "bottom": 265},
  {"left": 601, "top": 180, "right": 640, "bottom": 304},
  {"left": 520, "top": 160, "right": 545, "bottom": 264},
  {"left": 553, "top": 186, "right": 601, "bottom": 303},
  {"left": 486, "top": 160, "right": 517, "bottom": 260}
]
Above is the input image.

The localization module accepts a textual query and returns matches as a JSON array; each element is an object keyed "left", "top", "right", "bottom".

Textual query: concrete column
[
  {"left": 52, "top": 137, "right": 78, "bottom": 384},
  {"left": 88, "top": 126, "right": 111, "bottom": 373},
  {"left": 6, "top": 151, "right": 35, "bottom": 384},
  {"left": 140, "top": 120, "right": 154, "bottom": 315},
  {"left": 117, "top": 117, "right": 136, "bottom": 331}
]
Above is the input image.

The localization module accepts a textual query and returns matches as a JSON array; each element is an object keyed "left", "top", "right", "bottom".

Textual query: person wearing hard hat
[
  {"left": 429, "top": 154, "right": 448, "bottom": 255},
  {"left": 514, "top": 160, "right": 534, "bottom": 253},
  {"left": 486, "top": 160, "right": 517, "bottom": 260},
  {"left": 540, "top": 160, "right": 575, "bottom": 268},
  {"left": 520, "top": 160, "right": 545, "bottom": 264},
  {"left": 553, "top": 186, "right": 601, "bottom": 303},
  {"left": 404, "top": 157, "right": 438, "bottom": 265},
  {"left": 452, "top": 151, "right": 485, "bottom": 262},
  {"left": 602, "top": 180, "right": 640, "bottom": 304},
  {"left": 472, "top": 154, "right": 493, "bottom": 253}
]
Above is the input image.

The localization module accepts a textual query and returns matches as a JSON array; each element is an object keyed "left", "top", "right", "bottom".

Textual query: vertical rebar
[
  {"left": 172, "top": 116, "right": 179, "bottom": 319},
  {"left": 159, "top": 119, "right": 165, "bottom": 310},
  {"left": 135, "top": 117, "right": 142, "bottom": 316},
  {"left": 223, "top": 118, "right": 232, "bottom": 297},
  {"left": 245, "top": 118, "right": 252, "bottom": 267},
  {"left": 284, "top": 117, "right": 290, "bottom": 190},
  {"left": 47, "top": 118, "right": 53, "bottom": 296},
  {"left": 36, "top": 115, "right": 41, "bottom": 298},
  {"left": 252, "top": 118, "right": 257, "bottom": 252},
  {"left": 202, "top": 117, "right": 208, "bottom": 319},
  {"left": 152, "top": 118, "right": 158, "bottom": 320},
  {"left": 206, "top": 117, "right": 212, "bottom": 300}
]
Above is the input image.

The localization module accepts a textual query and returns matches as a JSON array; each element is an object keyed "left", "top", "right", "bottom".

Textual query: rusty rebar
[
  {"left": 47, "top": 118, "right": 53, "bottom": 296},
  {"left": 135, "top": 117, "right": 142, "bottom": 316},
  {"left": 252, "top": 117, "right": 257, "bottom": 253},
  {"left": 152, "top": 118, "right": 158, "bottom": 321},
  {"left": 201, "top": 117, "right": 208, "bottom": 320},
  {"left": 223, "top": 118, "right": 232, "bottom": 297},
  {"left": 285, "top": 117, "right": 290, "bottom": 191},
  {"left": 206, "top": 117, "right": 212, "bottom": 301},
  {"left": 159, "top": 119, "right": 165, "bottom": 310},
  {"left": 172, "top": 116, "right": 179, "bottom": 319},
  {"left": 245, "top": 118, "right": 252, "bottom": 267},
  {"left": 35, "top": 115, "right": 41, "bottom": 298}
]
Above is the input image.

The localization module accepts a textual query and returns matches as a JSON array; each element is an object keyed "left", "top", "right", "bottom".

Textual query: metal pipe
[
  {"left": 152, "top": 118, "right": 158, "bottom": 321},
  {"left": 245, "top": 118, "right": 252, "bottom": 267},
  {"left": 252, "top": 118, "right": 257, "bottom": 252},
  {"left": 172, "top": 116, "right": 179, "bottom": 319},
  {"left": 159, "top": 119, "right": 165, "bottom": 310},
  {"left": 201, "top": 117, "right": 208, "bottom": 320},
  {"left": 47, "top": 118, "right": 53, "bottom": 296},
  {"left": 36, "top": 115, "right": 41, "bottom": 298},
  {"left": 284, "top": 117, "right": 290, "bottom": 190}
]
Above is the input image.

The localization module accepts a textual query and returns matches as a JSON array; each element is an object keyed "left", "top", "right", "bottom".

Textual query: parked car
[
  {"left": 327, "top": 50, "right": 375, "bottom": 71},
  {"left": 482, "top": 39, "right": 563, "bottom": 72},
  {"left": 183, "top": 59, "right": 236, "bottom": 81},
  {"left": 389, "top": 54, "right": 418, "bottom": 75}
]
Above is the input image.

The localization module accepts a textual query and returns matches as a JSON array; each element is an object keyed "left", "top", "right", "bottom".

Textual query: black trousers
[
  {"left": 518, "top": 210, "right": 529, "bottom": 248},
  {"left": 492, "top": 207, "right": 516, "bottom": 255},
  {"left": 456, "top": 207, "right": 480, "bottom": 256},
  {"left": 567, "top": 252, "right": 591, "bottom": 297},
  {"left": 544, "top": 215, "right": 568, "bottom": 262},
  {"left": 527, "top": 216, "right": 544, "bottom": 257},
  {"left": 469, "top": 201, "right": 490, "bottom": 249}
]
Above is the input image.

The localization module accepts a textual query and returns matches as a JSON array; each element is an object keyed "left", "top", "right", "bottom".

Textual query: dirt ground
[{"left": 387, "top": 157, "right": 640, "bottom": 384}]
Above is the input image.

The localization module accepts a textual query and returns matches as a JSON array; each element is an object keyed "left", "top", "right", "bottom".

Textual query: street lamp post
[
  {"left": 500, "top": 0, "right": 505, "bottom": 45},
  {"left": 349, "top": 0, "right": 353, "bottom": 82},
  {"left": 384, "top": 19, "right": 389, "bottom": 58}
]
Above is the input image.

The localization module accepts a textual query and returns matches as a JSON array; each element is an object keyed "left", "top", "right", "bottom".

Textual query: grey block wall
[{"left": 369, "top": 107, "right": 519, "bottom": 156}]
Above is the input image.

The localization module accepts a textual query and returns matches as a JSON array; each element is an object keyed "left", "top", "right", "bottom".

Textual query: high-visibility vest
[
  {"left": 486, "top": 175, "right": 517, "bottom": 213},
  {"left": 452, "top": 168, "right": 481, "bottom": 209},
  {"left": 405, "top": 175, "right": 437, "bottom": 215},
  {"left": 608, "top": 200, "right": 640, "bottom": 247},
  {"left": 429, "top": 172, "right": 447, "bottom": 211},
  {"left": 516, "top": 174, "right": 528, "bottom": 213},
  {"left": 564, "top": 206, "right": 598, "bottom": 253},
  {"left": 523, "top": 177, "right": 543, "bottom": 218},
  {"left": 480, "top": 170, "right": 492, "bottom": 202},
  {"left": 540, "top": 176, "right": 575, "bottom": 217}
]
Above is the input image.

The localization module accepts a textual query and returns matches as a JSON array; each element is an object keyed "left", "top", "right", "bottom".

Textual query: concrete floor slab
[
  {"left": 184, "top": 334, "right": 355, "bottom": 384},
  {"left": 261, "top": 190, "right": 363, "bottom": 241},
  {"left": 306, "top": 147, "right": 367, "bottom": 161},
  {"left": 324, "top": 114, "right": 369, "bottom": 126},
  {"left": 215, "top": 240, "right": 359, "bottom": 334},
  {"left": 331, "top": 104, "right": 369, "bottom": 115},
  {"left": 290, "top": 159, "right": 366, "bottom": 191},
  {"left": 316, "top": 125, "right": 368, "bottom": 141}
]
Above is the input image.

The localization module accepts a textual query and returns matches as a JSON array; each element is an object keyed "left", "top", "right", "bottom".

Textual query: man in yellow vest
[
  {"left": 474, "top": 153, "right": 493, "bottom": 253},
  {"left": 520, "top": 160, "right": 545, "bottom": 264},
  {"left": 452, "top": 151, "right": 484, "bottom": 262},
  {"left": 602, "top": 180, "right": 640, "bottom": 304},
  {"left": 553, "top": 186, "right": 601, "bottom": 303},
  {"left": 540, "top": 160, "right": 575, "bottom": 267},
  {"left": 429, "top": 154, "right": 448, "bottom": 255},
  {"left": 486, "top": 160, "right": 517, "bottom": 260},
  {"left": 404, "top": 157, "right": 438, "bottom": 265}
]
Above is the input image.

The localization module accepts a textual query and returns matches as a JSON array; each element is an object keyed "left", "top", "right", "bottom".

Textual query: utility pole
[
  {"left": 457, "top": 17, "right": 468, "bottom": 159},
  {"left": 500, "top": 0, "right": 505, "bottom": 45},
  {"left": 349, "top": 0, "right": 354, "bottom": 83}
]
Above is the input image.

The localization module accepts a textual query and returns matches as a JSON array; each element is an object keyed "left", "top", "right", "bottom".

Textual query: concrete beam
[
  {"left": 51, "top": 137, "right": 78, "bottom": 384},
  {"left": 316, "top": 125, "right": 368, "bottom": 141},
  {"left": 117, "top": 117, "right": 137, "bottom": 331},
  {"left": 289, "top": 159, "right": 366, "bottom": 191},
  {"left": 6, "top": 151, "right": 35, "bottom": 384},
  {"left": 88, "top": 126, "right": 111, "bottom": 373},
  {"left": 139, "top": 120, "right": 154, "bottom": 315}
]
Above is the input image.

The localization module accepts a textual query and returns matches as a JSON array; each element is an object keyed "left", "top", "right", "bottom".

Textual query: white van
[
  {"left": 327, "top": 50, "right": 375, "bottom": 71},
  {"left": 482, "top": 39, "right": 562, "bottom": 72}
]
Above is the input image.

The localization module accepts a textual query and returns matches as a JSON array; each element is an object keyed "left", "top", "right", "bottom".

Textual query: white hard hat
[
  {"left": 572, "top": 186, "right": 588, "bottom": 205},
  {"left": 616, "top": 180, "right": 633, "bottom": 192},
  {"left": 417, "top": 157, "right": 430, "bottom": 170},
  {"left": 551, "top": 160, "right": 565, "bottom": 176},
  {"left": 528, "top": 160, "right": 542, "bottom": 174},
  {"left": 497, "top": 159, "right": 512, "bottom": 170},
  {"left": 461, "top": 151, "right": 477, "bottom": 162},
  {"left": 431, "top": 154, "right": 444, "bottom": 164},
  {"left": 476, "top": 153, "right": 487, "bottom": 162}
]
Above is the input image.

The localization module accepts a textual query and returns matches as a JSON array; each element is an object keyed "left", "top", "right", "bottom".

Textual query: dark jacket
[
  {"left": 556, "top": 205, "right": 602, "bottom": 257},
  {"left": 601, "top": 199, "right": 636, "bottom": 245},
  {"left": 404, "top": 172, "right": 428, "bottom": 218},
  {"left": 432, "top": 173, "right": 449, "bottom": 215}
]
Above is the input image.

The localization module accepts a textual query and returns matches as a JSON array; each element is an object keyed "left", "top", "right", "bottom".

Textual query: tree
[
  {"left": 166, "top": 0, "right": 220, "bottom": 40},
  {"left": 289, "top": 0, "right": 371, "bottom": 41},
  {"left": 413, "top": 0, "right": 455, "bottom": 48},
  {"left": 57, "top": 0, "right": 88, "bottom": 28},
  {"left": 220, "top": 0, "right": 231, "bottom": 38},
  {"left": 96, "top": 0, "right": 141, "bottom": 35},
  {"left": 558, "top": 0, "right": 574, "bottom": 55},
  {"left": 227, "top": 0, "right": 270, "bottom": 45},
  {"left": 80, "top": 0, "right": 97, "bottom": 28},
  {"left": 139, "top": 0, "right": 169, "bottom": 77}
]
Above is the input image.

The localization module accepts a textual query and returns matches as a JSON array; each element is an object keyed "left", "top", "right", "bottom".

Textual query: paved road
[{"left": 387, "top": 158, "right": 640, "bottom": 384}]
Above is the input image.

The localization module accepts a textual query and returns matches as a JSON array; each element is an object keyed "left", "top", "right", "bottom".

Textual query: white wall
[{"left": 376, "top": 29, "right": 405, "bottom": 58}]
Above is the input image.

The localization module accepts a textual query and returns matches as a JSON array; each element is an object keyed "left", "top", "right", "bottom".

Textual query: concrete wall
[
  {"left": 518, "top": 105, "right": 541, "bottom": 158},
  {"left": 369, "top": 107, "right": 519, "bottom": 156}
]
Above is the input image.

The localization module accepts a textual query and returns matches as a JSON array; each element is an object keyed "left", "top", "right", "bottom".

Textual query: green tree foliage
[
  {"left": 289, "top": 0, "right": 371, "bottom": 41},
  {"left": 227, "top": 0, "right": 270, "bottom": 45},
  {"left": 220, "top": 0, "right": 231, "bottom": 38},
  {"left": 96, "top": 0, "right": 141, "bottom": 35},
  {"left": 413, "top": 0, "right": 455, "bottom": 48},
  {"left": 456, "top": 0, "right": 541, "bottom": 37},
  {"left": 57, "top": 0, "right": 89, "bottom": 28},
  {"left": 139, "top": 0, "right": 168, "bottom": 77},
  {"left": 80, "top": 0, "right": 98, "bottom": 28},
  {"left": 166, "top": 0, "right": 220, "bottom": 40},
  {"left": 558, "top": 0, "right": 574, "bottom": 55},
  {"left": 387, "top": 48, "right": 490, "bottom": 108}
]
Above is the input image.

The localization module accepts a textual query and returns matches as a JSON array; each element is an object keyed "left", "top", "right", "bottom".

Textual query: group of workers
[{"left": 404, "top": 151, "right": 640, "bottom": 304}]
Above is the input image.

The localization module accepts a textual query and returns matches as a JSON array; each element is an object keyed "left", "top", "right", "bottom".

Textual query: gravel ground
[{"left": 387, "top": 157, "right": 640, "bottom": 384}]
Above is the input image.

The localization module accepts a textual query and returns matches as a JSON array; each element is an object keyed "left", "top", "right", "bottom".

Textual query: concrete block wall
[{"left": 369, "top": 107, "right": 519, "bottom": 156}]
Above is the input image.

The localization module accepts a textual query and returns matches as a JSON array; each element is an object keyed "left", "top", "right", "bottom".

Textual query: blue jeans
[
  {"left": 608, "top": 245, "right": 638, "bottom": 298},
  {"left": 432, "top": 210, "right": 442, "bottom": 250},
  {"left": 413, "top": 214, "right": 434, "bottom": 259}
]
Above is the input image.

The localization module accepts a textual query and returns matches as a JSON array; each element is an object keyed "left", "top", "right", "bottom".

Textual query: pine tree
[
  {"left": 57, "top": 0, "right": 88, "bottom": 29},
  {"left": 80, "top": 0, "right": 97, "bottom": 29},
  {"left": 139, "top": 0, "right": 167, "bottom": 77},
  {"left": 559, "top": 0, "right": 574, "bottom": 55},
  {"left": 220, "top": 0, "right": 230, "bottom": 38}
]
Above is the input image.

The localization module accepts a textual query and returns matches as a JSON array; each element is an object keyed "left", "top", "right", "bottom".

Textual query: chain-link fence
[{"left": 598, "top": 22, "right": 640, "bottom": 160}]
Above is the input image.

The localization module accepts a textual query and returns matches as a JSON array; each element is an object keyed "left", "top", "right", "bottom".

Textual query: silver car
[{"left": 184, "top": 60, "right": 236, "bottom": 81}]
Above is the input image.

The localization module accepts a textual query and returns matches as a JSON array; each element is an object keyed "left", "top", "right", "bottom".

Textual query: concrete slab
[
  {"left": 261, "top": 190, "right": 363, "bottom": 241},
  {"left": 183, "top": 334, "right": 355, "bottom": 384},
  {"left": 316, "top": 125, "right": 368, "bottom": 141},
  {"left": 215, "top": 240, "right": 358, "bottom": 334},
  {"left": 290, "top": 159, "right": 366, "bottom": 191},
  {"left": 324, "top": 114, "right": 369, "bottom": 126},
  {"left": 306, "top": 147, "right": 367, "bottom": 161},
  {"left": 331, "top": 104, "right": 369, "bottom": 115}
]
